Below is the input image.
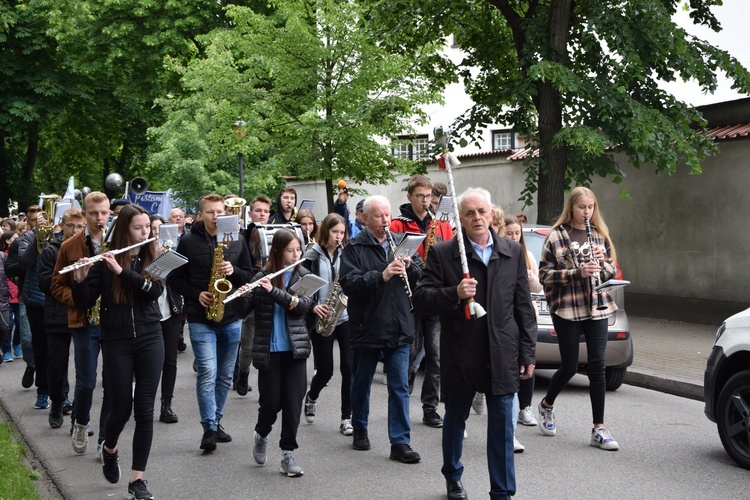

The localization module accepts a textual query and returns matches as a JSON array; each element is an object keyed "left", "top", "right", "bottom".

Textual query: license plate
[{"left": 535, "top": 299, "right": 550, "bottom": 315}]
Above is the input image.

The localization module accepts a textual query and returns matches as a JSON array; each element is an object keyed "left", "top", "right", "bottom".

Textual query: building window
[
  {"left": 492, "top": 130, "right": 515, "bottom": 150},
  {"left": 392, "top": 134, "right": 429, "bottom": 160}
]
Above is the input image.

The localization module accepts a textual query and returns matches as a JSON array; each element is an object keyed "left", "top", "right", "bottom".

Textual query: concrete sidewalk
[{"left": 0, "top": 314, "right": 722, "bottom": 499}]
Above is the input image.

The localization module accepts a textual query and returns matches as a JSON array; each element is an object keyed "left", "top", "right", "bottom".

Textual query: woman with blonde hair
[{"left": 536, "top": 186, "right": 620, "bottom": 450}]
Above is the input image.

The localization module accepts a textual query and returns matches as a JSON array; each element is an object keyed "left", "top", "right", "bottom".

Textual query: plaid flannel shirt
[{"left": 539, "top": 225, "right": 617, "bottom": 321}]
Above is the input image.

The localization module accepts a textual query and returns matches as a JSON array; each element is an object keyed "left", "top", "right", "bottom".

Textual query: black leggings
[
  {"left": 102, "top": 329, "right": 164, "bottom": 472},
  {"left": 308, "top": 321, "right": 352, "bottom": 420},
  {"left": 543, "top": 315, "right": 607, "bottom": 425},
  {"left": 256, "top": 351, "right": 307, "bottom": 451},
  {"left": 160, "top": 315, "right": 181, "bottom": 400}
]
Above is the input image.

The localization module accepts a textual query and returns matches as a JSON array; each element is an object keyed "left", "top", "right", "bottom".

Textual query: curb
[{"left": 625, "top": 371, "right": 704, "bottom": 402}]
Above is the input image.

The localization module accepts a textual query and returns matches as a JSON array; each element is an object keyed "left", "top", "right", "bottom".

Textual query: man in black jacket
[
  {"left": 339, "top": 195, "right": 422, "bottom": 464},
  {"left": 167, "top": 193, "right": 253, "bottom": 452},
  {"left": 413, "top": 188, "right": 537, "bottom": 500}
]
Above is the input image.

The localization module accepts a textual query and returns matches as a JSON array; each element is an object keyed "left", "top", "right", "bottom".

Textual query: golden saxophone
[
  {"left": 290, "top": 206, "right": 298, "bottom": 222},
  {"left": 206, "top": 236, "right": 233, "bottom": 322},
  {"left": 423, "top": 206, "right": 438, "bottom": 265},
  {"left": 315, "top": 242, "right": 347, "bottom": 337}
]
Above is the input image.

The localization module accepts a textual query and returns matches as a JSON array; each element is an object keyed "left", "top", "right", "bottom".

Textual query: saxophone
[
  {"left": 206, "top": 235, "right": 233, "bottom": 322},
  {"left": 315, "top": 242, "right": 347, "bottom": 337},
  {"left": 423, "top": 206, "right": 438, "bottom": 265},
  {"left": 87, "top": 224, "right": 105, "bottom": 326}
]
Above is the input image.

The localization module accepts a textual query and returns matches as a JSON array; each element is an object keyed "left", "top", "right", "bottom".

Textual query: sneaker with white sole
[
  {"left": 518, "top": 405, "right": 538, "bottom": 426},
  {"left": 101, "top": 446, "right": 121, "bottom": 484},
  {"left": 127, "top": 478, "right": 154, "bottom": 500},
  {"left": 472, "top": 392, "right": 485, "bottom": 415},
  {"left": 513, "top": 433, "right": 525, "bottom": 453},
  {"left": 253, "top": 432, "right": 268, "bottom": 465},
  {"left": 72, "top": 422, "right": 89, "bottom": 453},
  {"left": 304, "top": 392, "right": 316, "bottom": 424},
  {"left": 340, "top": 419, "right": 353, "bottom": 436},
  {"left": 590, "top": 427, "right": 619, "bottom": 451},
  {"left": 537, "top": 401, "right": 556, "bottom": 436},
  {"left": 279, "top": 451, "right": 304, "bottom": 477}
]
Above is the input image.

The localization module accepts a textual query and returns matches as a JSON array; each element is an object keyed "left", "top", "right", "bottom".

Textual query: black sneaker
[
  {"left": 101, "top": 447, "right": 121, "bottom": 484},
  {"left": 304, "top": 392, "right": 316, "bottom": 424},
  {"left": 216, "top": 424, "right": 232, "bottom": 443},
  {"left": 127, "top": 478, "right": 154, "bottom": 500},
  {"left": 352, "top": 428, "right": 370, "bottom": 450},
  {"left": 200, "top": 429, "right": 217, "bottom": 451},
  {"left": 21, "top": 365, "right": 35, "bottom": 389},
  {"left": 423, "top": 409, "right": 443, "bottom": 428},
  {"left": 389, "top": 443, "right": 421, "bottom": 464},
  {"left": 49, "top": 403, "right": 64, "bottom": 429},
  {"left": 177, "top": 337, "right": 187, "bottom": 352}
]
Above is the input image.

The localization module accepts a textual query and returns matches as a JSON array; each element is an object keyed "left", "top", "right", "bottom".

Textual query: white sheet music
[
  {"left": 53, "top": 202, "right": 71, "bottom": 225},
  {"left": 216, "top": 215, "right": 239, "bottom": 243},
  {"left": 145, "top": 250, "right": 188, "bottom": 279},
  {"left": 394, "top": 232, "right": 426, "bottom": 260},
  {"left": 289, "top": 274, "right": 327, "bottom": 297},
  {"left": 436, "top": 196, "right": 455, "bottom": 222}
]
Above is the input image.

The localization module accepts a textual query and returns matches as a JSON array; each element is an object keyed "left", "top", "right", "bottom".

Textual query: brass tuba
[
  {"left": 36, "top": 195, "right": 58, "bottom": 252},
  {"left": 206, "top": 235, "right": 233, "bottom": 322}
]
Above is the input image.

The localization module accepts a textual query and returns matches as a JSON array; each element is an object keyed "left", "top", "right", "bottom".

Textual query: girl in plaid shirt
[{"left": 536, "top": 187, "right": 621, "bottom": 451}]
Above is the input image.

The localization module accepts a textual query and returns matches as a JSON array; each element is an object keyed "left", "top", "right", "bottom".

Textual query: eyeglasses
[
  {"left": 413, "top": 193, "right": 433, "bottom": 201},
  {"left": 65, "top": 223, "right": 87, "bottom": 230}
]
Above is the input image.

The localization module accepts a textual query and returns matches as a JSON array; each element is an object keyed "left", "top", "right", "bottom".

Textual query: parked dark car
[
  {"left": 524, "top": 225, "right": 633, "bottom": 391},
  {"left": 704, "top": 307, "right": 750, "bottom": 469}
]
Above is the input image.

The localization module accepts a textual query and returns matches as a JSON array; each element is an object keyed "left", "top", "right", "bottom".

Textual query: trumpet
[
  {"left": 584, "top": 218, "right": 607, "bottom": 311},
  {"left": 223, "top": 257, "right": 307, "bottom": 304},
  {"left": 383, "top": 226, "right": 414, "bottom": 313},
  {"left": 58, "top": 238, "right": 156, "bottom": 274}
]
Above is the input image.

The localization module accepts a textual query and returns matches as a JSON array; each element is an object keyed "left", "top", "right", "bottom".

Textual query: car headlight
[{"left": 715, "top": 323, "right": 726, "bottom": 344}]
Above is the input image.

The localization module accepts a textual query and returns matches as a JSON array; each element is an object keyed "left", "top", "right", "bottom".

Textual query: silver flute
[
  {"left": 57, "top": 238, "right": 156, "bottom": 274},
  {"left": 223, "top": 257, "right": 307, "bottom": 304},
  {"left": 383, "top": 226, "right": 414, "bottom": 312}
]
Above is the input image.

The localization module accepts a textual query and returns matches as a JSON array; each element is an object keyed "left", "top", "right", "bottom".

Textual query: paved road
[{"left": 0, "top": 315, "right": 739, "bottom": 499}]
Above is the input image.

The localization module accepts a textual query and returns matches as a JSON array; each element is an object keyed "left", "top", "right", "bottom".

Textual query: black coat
[
  {"left": 412, "top": 231, "right": 537, "bottom": 396},
  {"left": 238, "top": 266, "right": 313, "bottom": 370},
  {"left": 38, "top": 240, "right": 69, "bottom": 331},
  {"left": 167, "top": 220, "right": 253, "bottom": 325},
  {"left": 339, "top": 228, "right": 421, "bottom": 349}
]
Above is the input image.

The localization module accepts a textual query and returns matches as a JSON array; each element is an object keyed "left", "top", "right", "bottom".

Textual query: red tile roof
[{"left": 706, "top": 123, "right": 750, "bottom": 140}]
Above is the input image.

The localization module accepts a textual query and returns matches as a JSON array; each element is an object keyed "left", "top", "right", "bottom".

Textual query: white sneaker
[
  {"left": 591, "top": 427, "right": 619, "bottom": 451},
  {"left": 463, "top": 429, "right": 468, "bottom": 439},
  {"left": 72, "top": 423, "right": 89, "bottom": 454},
  {"left": 340, "top": 419, "right": 354, "bottom": 436},
  {"left": 518, "top": 405, "right": 538, "bottom": 426},
  {"left": 472, "top": 392, "right": 485, "bottom": 415},
  {"left": 513, "top": 434, "right": 525, "bottom": 453},
  {"left": 537, "top": 401, "right": 556, "bottom": 436}
]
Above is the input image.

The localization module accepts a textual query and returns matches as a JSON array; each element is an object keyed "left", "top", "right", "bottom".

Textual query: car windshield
[{"left": 524, "top": 230, "right": 546, "bottom": 263}]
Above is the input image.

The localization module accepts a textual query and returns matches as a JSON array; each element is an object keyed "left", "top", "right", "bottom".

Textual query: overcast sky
[{"left": 664, "top": 0, "right": 750, "bottom": 106}]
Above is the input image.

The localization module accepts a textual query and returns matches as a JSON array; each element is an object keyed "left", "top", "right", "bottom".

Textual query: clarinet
[
  {"left": 383, "top": 226, "right": 414, "bottom": 313},
  {"left": 584, "top": 218, "right": 607, "bottom": 311}
]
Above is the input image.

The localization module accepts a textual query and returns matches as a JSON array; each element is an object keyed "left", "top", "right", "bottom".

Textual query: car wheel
[
  {"left": 716, "top": 370, "right": 750, "bottom": 470},
  {"left": 605, "top": 367, "right": 626, "bottom": 391}
]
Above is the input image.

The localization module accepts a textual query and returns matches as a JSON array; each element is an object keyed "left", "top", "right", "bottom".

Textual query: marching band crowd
[{"left": 0, "top": 177, "right": 620, "bottom": 500}]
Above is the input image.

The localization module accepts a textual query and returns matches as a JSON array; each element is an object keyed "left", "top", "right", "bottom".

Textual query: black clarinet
[
  {"left": 383, "top": 226, "right": 414, "bottom": 313},
  {"left": 584, "top": 218, "right": 607, "bottom": 311}
]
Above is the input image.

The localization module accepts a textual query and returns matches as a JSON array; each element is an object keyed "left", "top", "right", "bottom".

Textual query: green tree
[
  {"left": 149, "top": 0, "right": 449, "bottom": 212},
  {"left": 363, "top": 0, "right": 750, "bottom": 223}
]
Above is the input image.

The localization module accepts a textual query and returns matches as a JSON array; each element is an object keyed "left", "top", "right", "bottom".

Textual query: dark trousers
[
  {"left": 410, "top": 314, "right": 441, "bottom": 411},
  {"left": 160, "top": 315, "right": 181, "bottom": 400},
  {"left": 443, "top": 393, "right": 515, "bottom": 499},
  {"left": 518, "top": 373, "right": 535, "bottom": 409},
  {"left": 103, "top": 329, "right": 164, "bottom": 472},
  {"left": 255, "top": 351, "right": 307, "bottom": 451},
  {"left": 27, "top": 305, "right": 48, "bottom": 394},
  {"left": 47, "top": 329, "right": 73, "bottom": 406},
  {"left": 308, "top": 321, "right": 352, "bottom": 420},
  {"left": 545, "top": 314, "right": 607, "bottom": 424}
]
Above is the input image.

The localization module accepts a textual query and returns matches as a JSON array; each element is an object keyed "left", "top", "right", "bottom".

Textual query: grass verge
[{"left": 0, "top": 421, "right": 39, "bottom": 500}]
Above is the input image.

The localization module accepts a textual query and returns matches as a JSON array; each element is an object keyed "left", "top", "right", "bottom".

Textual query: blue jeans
[
  {"left": 351, "top": 344, "right": 411, "bottom": 445},
  {"left": 18, "top": 303, "right": 34, "bottom": 365},
  {"left": 443, "top": 393, "right": 515, "bottom": 499},
  {"left": 189, "top": 321, "right": 241, "bottom": 431},
  {"left": 72, "top": 325, "right": 102, "bottom": 427}
]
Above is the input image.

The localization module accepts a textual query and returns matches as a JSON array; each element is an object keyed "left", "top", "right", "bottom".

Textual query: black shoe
[
  {"left": 408, "top": 371, "right": 416, "bottom": 395},
  {"left": 389, "top": 443, "right": 421, "bottom": 464},
  {"left": 128, "top": 478, "right": 154, "bottom": 500},
  {"left": 447, "top": 480, "right": 468, "bottom": 500},
  {"left": 101, "top": 446, "right": 121, "bottom": 484},
  {"left": 177, "top": 338, "right": 187, "bottom": 352},
  {"left": 49, "top": 403, "right": 64, "bottom": 429},
  {"left": 352, "top": 428, "right": 370, "bottom": 450},
  {"left": 423, "top": 409, "right": 444, "bottom": 428},
  {"left": 200, "top": 429, "right": 217, "bottom": 451},
  {"left": 21, "top": 366, "right": 35, "bottom": 389},
  {"left": 236, "top": 370, "right": 250, "bottom": 396},
  {"left": 62, "top": 397, "right": 73, "bottom": 415},
  {"left": 159, "top": 400, "right": 178, "bottom": 424},
  {"left": 216, "top": 424, "right": 232, "bottom": 443}
]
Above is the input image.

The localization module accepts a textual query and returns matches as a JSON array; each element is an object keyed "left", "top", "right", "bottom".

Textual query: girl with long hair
[
  {"left": 72, "top": 204, "right": 164, "bottom": 499},
  {"left": 239, "top": 229, "right": 312, "bottom": 477},
  {"left": 301, "top": 213, "right": 353, "bottom": 436},
  {"left": 296, "top": 209, "right": 318, "bottom": 248},
  {"left": 537, "top": 187, "right": 620, "bottom": 451}
]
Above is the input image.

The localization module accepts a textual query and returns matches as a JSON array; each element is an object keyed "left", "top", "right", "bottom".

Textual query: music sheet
[
  {"left": 216, "top": 215, "right": 239, "bottom": 243},
  {"left": 394, "top": 232, "right": 426, "bottom": 260}
]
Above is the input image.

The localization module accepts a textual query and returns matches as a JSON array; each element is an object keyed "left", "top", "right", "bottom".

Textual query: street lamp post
[{"left": 232, "top": 119, "right": 247, "bottom": 199}]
